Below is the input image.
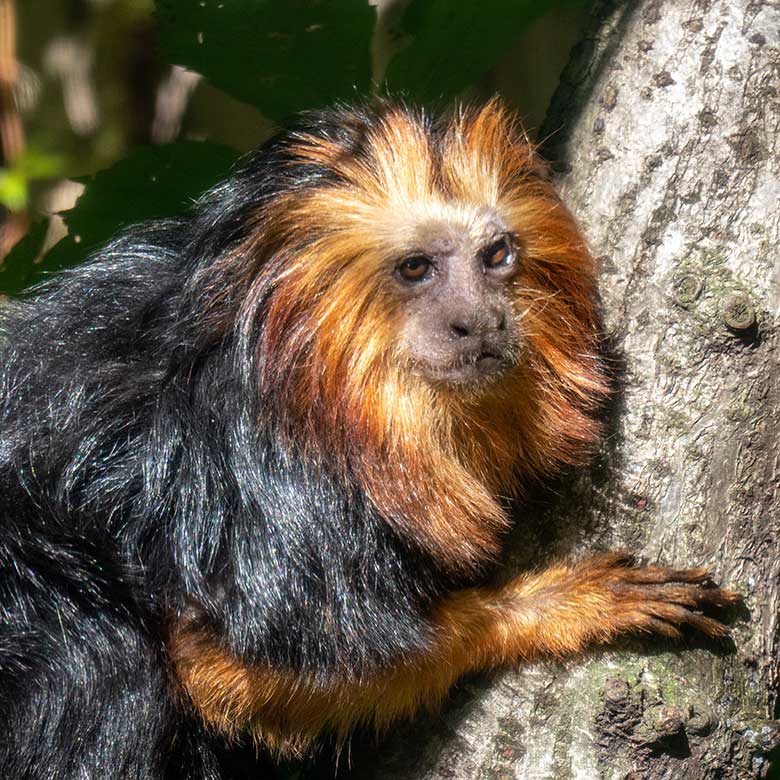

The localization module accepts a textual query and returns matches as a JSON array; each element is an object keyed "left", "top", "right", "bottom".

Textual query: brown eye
[
  {"left": 483, "top": 239, "right": 513, "bottom": 270},
  {"left": 397, "top": 256, "right": 432, "bottom": 282}
]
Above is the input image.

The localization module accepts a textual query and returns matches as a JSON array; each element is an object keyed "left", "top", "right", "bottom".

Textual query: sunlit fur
[
  {"left": 3, "top": 100, "right": 735, "bottom": 778},
  {"left": 224, "top": 99, "right": 606, "bottom": 572},
  {"left": 170, "top": 554, "right": 732, "bottom": 758}
]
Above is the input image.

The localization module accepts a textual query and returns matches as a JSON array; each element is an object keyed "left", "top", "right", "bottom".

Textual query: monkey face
[
  {"left": 243, "top": 100, "right": 605, "bottom": 493},
  {"left": 393, "top": 217, "right": 521, "bottom": 389},
  {"left": 225, "top": 100, "right": 607, "bottom": 565}
]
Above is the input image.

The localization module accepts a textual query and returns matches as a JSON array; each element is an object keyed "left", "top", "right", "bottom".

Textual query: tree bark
[{"left": 339, "top": 1, "right": 780, "bottom": 778}]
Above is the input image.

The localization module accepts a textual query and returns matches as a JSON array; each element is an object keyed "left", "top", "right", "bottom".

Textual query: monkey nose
[{"left": 448, "top": 307, "right": 506, "bottom": 340}]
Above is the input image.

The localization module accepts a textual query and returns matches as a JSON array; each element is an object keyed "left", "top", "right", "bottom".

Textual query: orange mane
[{"left": 235, "top": 100, "right": 607, "bottom": 572}]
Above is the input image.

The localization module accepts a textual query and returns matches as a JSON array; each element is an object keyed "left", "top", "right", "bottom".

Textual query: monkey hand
[
  {"left": 450, "top": 552, "right": 743, "bottom": 664},
  {"left": 578, "top": 551, "right": 741, "bottom": 641},
  {"left": 495, "top": 551, "right": 743, "bottom": 662}
]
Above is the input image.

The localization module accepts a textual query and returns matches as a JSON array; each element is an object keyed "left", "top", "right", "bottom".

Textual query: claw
[
  {"left": 590, "top": 550, "right": 637, "bottom": 570},
  {"left": 590, "top": 554, "right": 741, "bottom": 641},
  {"left": 618, "top": 583, "right": 740, "bottom": 610},
  {"left": 619, "top": 565, "right": 711, "bottom": 585}
]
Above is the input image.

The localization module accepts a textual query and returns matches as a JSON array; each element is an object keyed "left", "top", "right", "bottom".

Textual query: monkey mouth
[{"left": 415, "top": 348, "right": 514, "bottom": 387}]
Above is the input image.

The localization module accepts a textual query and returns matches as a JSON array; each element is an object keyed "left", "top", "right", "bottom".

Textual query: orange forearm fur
[{"left": 170, "top": 554, "right": 735, "bottom": 757}]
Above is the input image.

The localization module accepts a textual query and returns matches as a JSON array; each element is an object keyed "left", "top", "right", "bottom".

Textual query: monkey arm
[
  {"left": 431, "top": 552, "right": 735, "bottom": 667},
  {"left": 170, "top": 553, "right": 736, "bottom": 757}
]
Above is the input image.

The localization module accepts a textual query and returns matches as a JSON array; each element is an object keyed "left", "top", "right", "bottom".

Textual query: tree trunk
[{"left": 339, "top": 1, "right": 780, "bottom": 778}]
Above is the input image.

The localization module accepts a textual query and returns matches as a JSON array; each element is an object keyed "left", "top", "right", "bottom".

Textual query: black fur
[{"left": 0, "top": 106, "right": 467, "bottom": 778}]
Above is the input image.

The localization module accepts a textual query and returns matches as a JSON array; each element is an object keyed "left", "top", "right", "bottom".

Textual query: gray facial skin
[{"left": 394, "top": 219, "right": 520, "bottom": 388}]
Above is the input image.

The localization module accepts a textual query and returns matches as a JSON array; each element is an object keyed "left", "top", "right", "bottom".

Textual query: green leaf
[
  {"left": 384, "top": 0, "right": 582, "bottom": 103},
  {"left": 156, "top": 0, "right": 375, "bottom": 119},
  {"left": 62, "top": 141, "right": 241, "bottom": 251},
  {"left": 1, "top": 141, "right": 241, "bottom": 295},
  {"left": 0, "top": 169, "right": 28, "bottom": 211},
  {"left": 0, "top": 148, "right": 67, "bottom": 211},
  {"left": 18, "top": 148, "right": 67, "bottom": 179}
]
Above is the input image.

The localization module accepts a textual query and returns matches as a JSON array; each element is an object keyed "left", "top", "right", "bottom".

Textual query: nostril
[
  {"left": 450, "top": 322, "right": 471, "bottom": 338},
  {"left": 496, "top": 311, "right": 507, "bottom": 331}
]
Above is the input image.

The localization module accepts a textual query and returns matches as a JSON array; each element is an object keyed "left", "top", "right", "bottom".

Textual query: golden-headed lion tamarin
[{"left": 0, "top": 100, "right": 736, "bottom": 777}]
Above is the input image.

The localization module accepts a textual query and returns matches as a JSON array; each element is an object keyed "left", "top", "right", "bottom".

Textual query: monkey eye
[
  {"left": 397, "top": 255, "right": 433, "bottom": 283},
  {"left": 482, "top": 238, "right": 514, "bottom": 270}
]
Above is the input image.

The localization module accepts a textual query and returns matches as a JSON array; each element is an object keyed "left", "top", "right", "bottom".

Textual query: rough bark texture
[{"left": 337, "top": 1, "right": 780, "bottom": 778}]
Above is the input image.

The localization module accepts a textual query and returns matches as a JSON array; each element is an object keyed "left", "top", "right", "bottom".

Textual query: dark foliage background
[{"left": 0, "top": 0, "right": 588, "bottom": 295}]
